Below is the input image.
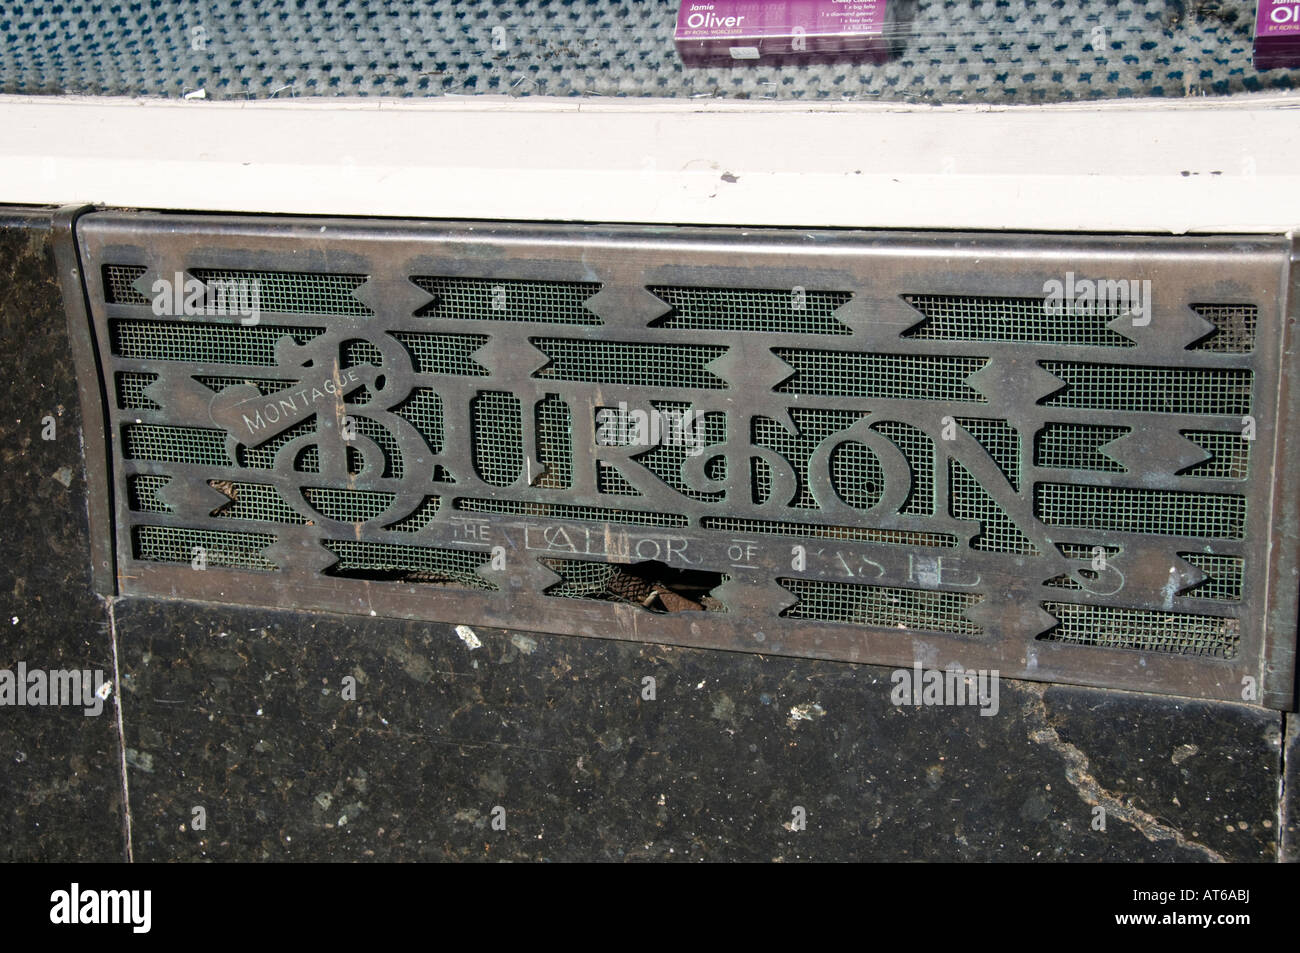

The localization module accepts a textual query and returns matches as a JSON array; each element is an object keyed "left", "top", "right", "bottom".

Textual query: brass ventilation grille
[{"left": 66, "top": 214, "right": 1300, "bottom": 708}]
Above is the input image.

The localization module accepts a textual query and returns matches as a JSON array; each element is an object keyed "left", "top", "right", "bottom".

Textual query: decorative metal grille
[{"left": 63, "top": 213, "right": 1300, "bottom": 708}]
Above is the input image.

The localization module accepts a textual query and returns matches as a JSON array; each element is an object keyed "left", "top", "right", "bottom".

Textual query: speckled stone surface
[
  {"left": 0, "top": 207, "right": 1291, "bottom": 862},
  {"left": 1283, "top": 713, "right": 1298, "bottom": 862},
  {"left": 115, "top": 599, "right": 1282, "bottom": 861},
  {"left": 0, "top": 211, "right": 124, "bottom": 862}
]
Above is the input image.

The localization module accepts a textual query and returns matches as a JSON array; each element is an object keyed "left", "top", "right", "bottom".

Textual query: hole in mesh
[
  {"left": 647, "top": 286, "right": 853, "bottom": 334},
  {"left": 413, "top": 276, "right": 602, "bottom": 324},
  {"left": 322, "top": 540, "right": 496, "bottom": 589},
  {"left": 385, "top": 496, "right": 441, "bottom": 533},
  {"left": 472, "top": 392, "right": 523, "bottom": 487},
  {"left": 207, "top": 481, "right": 307, "bottom": 523},
  {"left": 1188, "top": 304, "right": 1256, "bottom": 353},
  {"left": 195, "top": 376, "right": 297, "bottom": 396},
  {"left": 123, "top": 424, "right": 231, "bottom": 467},
  {"left": 302, "top": 488, "right": 398, "bottom": 523},
  {"left": 455, "top": 498, "right": 687, "bottom": 527},
  {"left": 110, "top": 320, "right": 323, "bottom": 365},
  {"left": 1039, "top": 602, "right": 1239, "bottom": 658},
  {"left": 132, "top": 525, "right": 276, "bottom": 571},
  {"left": 701, "top": 517, "right": 957, "bottom": 548},
  {"left": 103, "top": 265, "right": 148, "bottom": 304},
  {"left": 541, "top": 558, "right": 727, "bottom": 612},
  {"left": 774, "top": 350, "right": 987, "bottom": 401},
  {"left": 1178, "top": 552, "right": 1245, "bottom": 601},
  {"left": 1180, "top": 430, "right": 1250, "bottom": 479},
  {"left": 116, "top": 372, "right": 160, "bottom": 409},
  {"left": 901, "top": 294, "right": 1135, "bottom": 346},
  {"left": 189, "top": 269, "right": 371, "bottom": 316},
  {"left": 949, "top": 461, "right": 1036, "bottom": 554},
  {"left": 127, "top": 475, "right": 171, "bottom": 513},
  {"left": 779, "top": 578, "right": 983, "bottom": 635},
  {"left": 1035, "top": 484, "right": 1246, "bottom": 539},
  {"left": 1039, "top": 362, "right": 1253, "bottom": 416},
  {"left": 1035, "top": 424, "right": 1129, "bottom": 472},
  {"left": 536, "top": 395, "right": 573, "bottom": 489},
  {"left": 532, "top": 339, "right": 728, "bottom": 389}
]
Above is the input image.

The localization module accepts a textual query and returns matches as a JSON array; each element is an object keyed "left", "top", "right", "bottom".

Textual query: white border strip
[{"left": 3, "top": 93, "right": 1300, "bottom": 233}]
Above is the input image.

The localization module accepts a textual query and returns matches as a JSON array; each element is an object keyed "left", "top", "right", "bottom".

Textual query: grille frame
[{"left": 61, "top": 210, "right": 1300, "bottom": 709}]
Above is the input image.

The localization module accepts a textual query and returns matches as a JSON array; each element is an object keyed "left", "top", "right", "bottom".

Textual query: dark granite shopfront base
[{"left": 0, "top": 209, "right": 1292, "bottom": 862}]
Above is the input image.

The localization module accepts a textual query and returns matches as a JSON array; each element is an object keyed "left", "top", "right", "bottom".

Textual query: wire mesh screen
[{"left": 74, "top": 214, "right": 1294, "bottom": 707}]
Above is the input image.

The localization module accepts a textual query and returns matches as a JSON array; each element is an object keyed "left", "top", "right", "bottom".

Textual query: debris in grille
[
  {"left": 647, "top": 286, "right": 853, "bottom": 334},
  {"left": 541, "top": 557, "right": 728, "bottom": 612},
  {"left": 413, "top": 276, "right": 602, "bottom": 324},
  {"left": 76, "top": 215, "right": 1294, "bottom": 708},
  {"left": 535, "top": 395, "right": 573, "bottom": 489},
  {"left": 902, "top": 294, "right": 1135, "bottom": 346},
  {"left": 779, "top": 577, "right": 983, "bottom": 635},
  {"left": 1039, "top": 602, "right": 1239, "bottom": 658},
  {"left": 209, "top": 481, "right": 306, "bottom": 523},
  {"left": 1188, "top": 304, "right": 1257, "bottom": 353}
]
